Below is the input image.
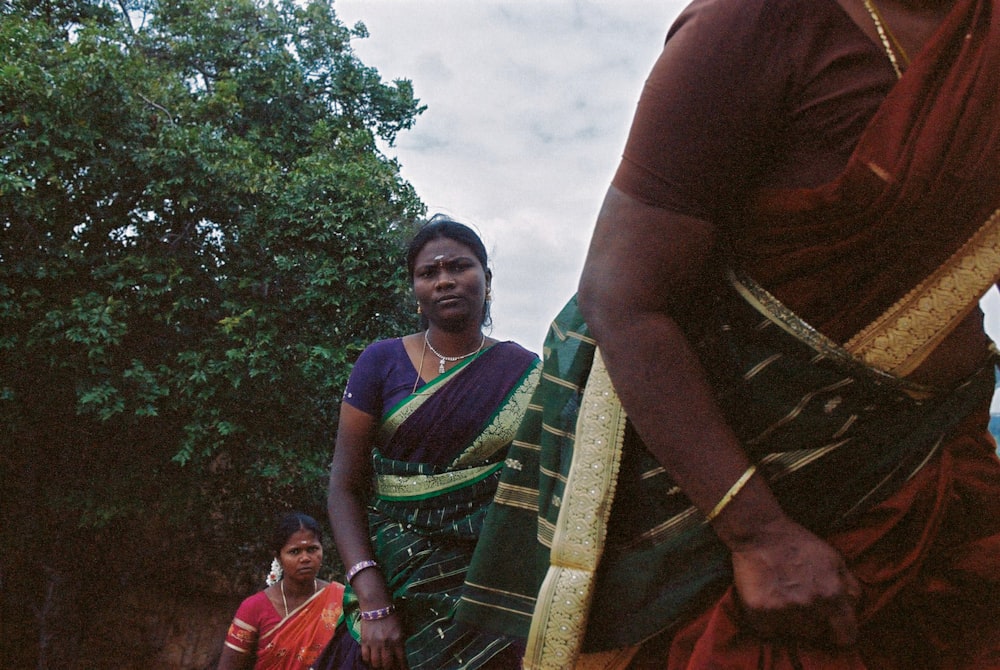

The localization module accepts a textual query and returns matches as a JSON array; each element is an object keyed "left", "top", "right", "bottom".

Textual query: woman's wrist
[
  {"left": 704, "top": 464, "right": 758, "bottom": 523},
  {"left": 360, "top": 603, "right": 397, "bottom": 621},
  {"left": 346, "top": 559, "right": 379, "bottom": 583},
  {"left": 350, "top": 568, "right": 393, "bottom": 606},
  {"left": 708, "top": 477, "right": 789, "bottom": 551}
]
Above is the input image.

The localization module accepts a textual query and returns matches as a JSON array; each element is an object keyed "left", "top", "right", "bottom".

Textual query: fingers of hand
[
  {"left": 361, "top": 619, "right": 407, "bottom": 670},
  {"left": 363, "top": 644, "right": 403, "bottom": 670},
  {"left": 735, "top": 553, "right": 861, "bottom": 647}
]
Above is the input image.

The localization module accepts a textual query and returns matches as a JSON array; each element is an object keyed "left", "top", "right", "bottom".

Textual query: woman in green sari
[{"left": 316, "top": 215, "right": 540, "bottom": 670}]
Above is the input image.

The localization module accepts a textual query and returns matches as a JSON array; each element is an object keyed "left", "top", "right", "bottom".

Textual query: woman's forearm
[
  {"left": 327, "top": 484, "right": 394, "bottom": 608},
  {"left": 578, "top": 186, "right": 789, "bottom": 547},
  {"left": 581, "top": 302, "right": 787, "bottom": 548}
]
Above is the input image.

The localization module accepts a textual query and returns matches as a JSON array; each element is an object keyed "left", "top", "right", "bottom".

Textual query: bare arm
[
  {"left": 578, "top": 186, "right": 860, "bottom": 646},
  {"left": 216, "top": 645, "right": 252, "bottom": 670},
  {"left": 328, "top": 402, "right": 408, "bottom": 670}
]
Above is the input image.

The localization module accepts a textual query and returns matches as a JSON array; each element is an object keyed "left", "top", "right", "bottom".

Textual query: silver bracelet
[{"left": 345, "top": 559, "right": 379, "bottom": 583}]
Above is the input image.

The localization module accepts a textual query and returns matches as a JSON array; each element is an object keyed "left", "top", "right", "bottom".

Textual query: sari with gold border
[
  {"left": 332, "top": 342, "right": 541, "bottom": 670},
  {"left": 457, "top": 0, "right": 1000, "bottom": 666}
]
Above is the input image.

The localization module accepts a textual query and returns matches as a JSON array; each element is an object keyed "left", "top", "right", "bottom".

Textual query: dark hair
[
  {"left": 406, "top": 214, "right": 489, "bottom": 278},
  {"left": 269, "top": 512, "right": 322, "bottom": 556},
  {"left": 406, "top": 214, "right": 492, "bottom": 328}
]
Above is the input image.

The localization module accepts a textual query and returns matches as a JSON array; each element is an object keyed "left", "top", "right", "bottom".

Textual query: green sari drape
[
  {"left": 458, "top": 287, "right": 995, "bottom": 664},
  {"left": 338, "top": 343, "right": 541, "bottom": 670}
]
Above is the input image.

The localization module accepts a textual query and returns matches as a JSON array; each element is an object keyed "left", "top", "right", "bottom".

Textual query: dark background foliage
[{"left": 1, "top": 0, "right": 426, "bottom": 665}]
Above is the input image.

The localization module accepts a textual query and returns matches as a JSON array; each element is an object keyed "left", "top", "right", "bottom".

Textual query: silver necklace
[
  {"left": 424, "top": 331, "right": 485, "bottom": 374},
  {"left": 280, "top": 578, "right": 317, "bottom": 618}
]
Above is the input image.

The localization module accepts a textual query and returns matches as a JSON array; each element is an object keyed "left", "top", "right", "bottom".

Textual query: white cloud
[
  {"left": 336, "top": 0, "right": 685, "bottom": 352},
  {"left": 335, "top": 1, "right": 1000, "bottom": 420}
]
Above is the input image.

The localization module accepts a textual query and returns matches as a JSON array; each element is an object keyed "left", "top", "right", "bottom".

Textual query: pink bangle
[
  {"left": 360, "top": 604, "right": 396, "bottom": 621},
  {"left": 345, "top": 559, "right": 379, "bottom": 583}
]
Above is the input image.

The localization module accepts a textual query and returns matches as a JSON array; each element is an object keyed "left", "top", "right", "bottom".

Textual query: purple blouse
[
  {"left": 342, "top": 338, "right": 418, "bottom": 418},
  {"left": 342, "top": 338, "right": 534, "bottom": 421}
]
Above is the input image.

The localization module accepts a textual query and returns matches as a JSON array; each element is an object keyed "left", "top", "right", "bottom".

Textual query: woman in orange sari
[{"left": 219, "top": 513, "right": 344, "bottom": 670}]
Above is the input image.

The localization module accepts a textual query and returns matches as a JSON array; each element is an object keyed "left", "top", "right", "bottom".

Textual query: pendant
[{"left": 438, "top": 358, "right": 446, "bottom": 374}]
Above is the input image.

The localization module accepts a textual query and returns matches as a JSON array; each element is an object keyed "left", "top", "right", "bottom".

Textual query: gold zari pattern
[
  {"left": 844, "top": 207, "right": 1000, "bottom": 375},
  {"left": 375, "top": 462, "right": 503, "bottom": 500},
  {"left": 523, "top": 351, "right": 628, "bottom": 670}
]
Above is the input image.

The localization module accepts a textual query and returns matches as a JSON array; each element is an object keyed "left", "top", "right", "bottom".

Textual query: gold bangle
[{"left": 704, "top": 464, "right": 758, "bottom": 523}]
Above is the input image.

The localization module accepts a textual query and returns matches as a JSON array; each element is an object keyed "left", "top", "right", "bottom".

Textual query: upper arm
[
  {"left": 581, "top": 2, "right": 790, "bottom": 328},
  {"left": 217, "top": 600, "right": 258, "bottom": 670},
  {"left": 579, "top": 186, "right": 715, "bottom": 330},
  {"left": 615, "top": 0, "right": 786, "bottom": 222},
  {"left": 216, "top": 645, "right": 251, "bottom": 670},
  {"left": 328, "top": 402, "right": 377, "bottom": 498}
]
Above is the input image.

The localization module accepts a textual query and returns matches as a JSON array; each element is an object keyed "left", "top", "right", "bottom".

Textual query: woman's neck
[
  {"left": 280, "top": 576, "right": 317, "bottom": 598},
  {"left": 426, "top": 327, "right": 485, "bottom": 356}
]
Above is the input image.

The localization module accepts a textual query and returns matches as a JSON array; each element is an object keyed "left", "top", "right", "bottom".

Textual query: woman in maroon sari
[
  {"left": 573, "top": 0, "right": 1000, "bottom": 666},
  {"left": 457, "top": 0, "right": 1000, "bottom": 668},
  {"left": 316, "top": 215, "right": 540, "bottom": 670}
]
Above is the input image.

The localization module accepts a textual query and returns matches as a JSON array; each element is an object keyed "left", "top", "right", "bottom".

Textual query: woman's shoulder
[
  {"left": 352, "top": 337, "right": 409, "bottom": 369},
  {"left": 673, "top": 0, "right": 844, "bottom": 38},
  {"left": 234, "top": 588, "right": 276, "bottom": 624},
  {"left": 359, "top": 337, "right": 406, "bottom": 356},
  {"left": 493, "top": 340, "right": 540, "bottom": 365}
]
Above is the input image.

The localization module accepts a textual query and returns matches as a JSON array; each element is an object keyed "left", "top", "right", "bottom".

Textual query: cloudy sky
[
  {"left": 334, "top": 1, "right": 1000, "bottom": 401},
  {"left": 335, "top": 0, "right": 687, "bottom": 353}
]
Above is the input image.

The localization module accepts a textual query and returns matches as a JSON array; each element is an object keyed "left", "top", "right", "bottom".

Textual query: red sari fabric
[
  {"left": 662, "top": 410, "right": 1000, "bottom": 669},
  {"left": 751, "top": 0, "right": 1000, "bottom": 341},
  {"left": 225, "top": 581, "right": 345, "bottom": 670}
]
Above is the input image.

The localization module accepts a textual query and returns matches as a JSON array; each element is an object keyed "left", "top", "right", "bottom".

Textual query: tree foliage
[{"left": 1, "top": 0, "right": 425, "bottom": 664}]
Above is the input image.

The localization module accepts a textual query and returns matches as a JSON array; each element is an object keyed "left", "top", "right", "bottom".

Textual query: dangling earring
[
  {"left": 416, "top": 303, "right": 422, "bottom": 314},
  {"left": 266, "top": 558, "right": 282, "bottom": 586},
  {"left": 485, "top": 288, "right": 492, "bottom": 302}
]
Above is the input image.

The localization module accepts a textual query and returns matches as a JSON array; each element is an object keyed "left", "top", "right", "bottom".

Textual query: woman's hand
[
  {"left": 361, "top": 615, "right": 408, "bottom": 670},
  {"left": 730, "top": 517, "right": 861, "bottom": 647}
]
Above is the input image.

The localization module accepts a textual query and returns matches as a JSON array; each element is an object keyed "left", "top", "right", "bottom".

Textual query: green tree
[{"left": 0, "top": 0, "right": 425, "bottom": 665}]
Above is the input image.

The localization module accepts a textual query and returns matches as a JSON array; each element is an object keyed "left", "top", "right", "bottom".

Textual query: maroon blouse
[{"left": 614, "top": 0, "right": 896, "bottom": 219}]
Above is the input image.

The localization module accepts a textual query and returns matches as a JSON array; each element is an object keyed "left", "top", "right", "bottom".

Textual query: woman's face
[
  {"left": 412, "top": 237, "right": 490, "bottom": 332},
  {"left": 278, "top": 529, "right": 323, "bottom": 582}
]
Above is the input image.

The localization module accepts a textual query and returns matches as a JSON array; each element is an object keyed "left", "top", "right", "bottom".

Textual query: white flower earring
[{"left": 266, "top": 557, "right": 282, "bottom": 586}]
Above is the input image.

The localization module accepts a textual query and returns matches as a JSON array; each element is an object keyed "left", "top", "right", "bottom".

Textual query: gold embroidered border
[
  {"left": 374, "top": 462, "right": 502, "bottom": 501},
  {"left": 730, "top": 271, "right": 935, "bottom": 395},
  {"left": 730, "top": 271, "right": 885, "bottom": 372},
  {"left": 451, "top": 362, "right": 541, "bottom": 468},
  {"left": 523, "top": 349, "right": 628, "bottom": 670},
  {"left": 844, "top": 207, "right": 1000, "bottom": 375}
]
